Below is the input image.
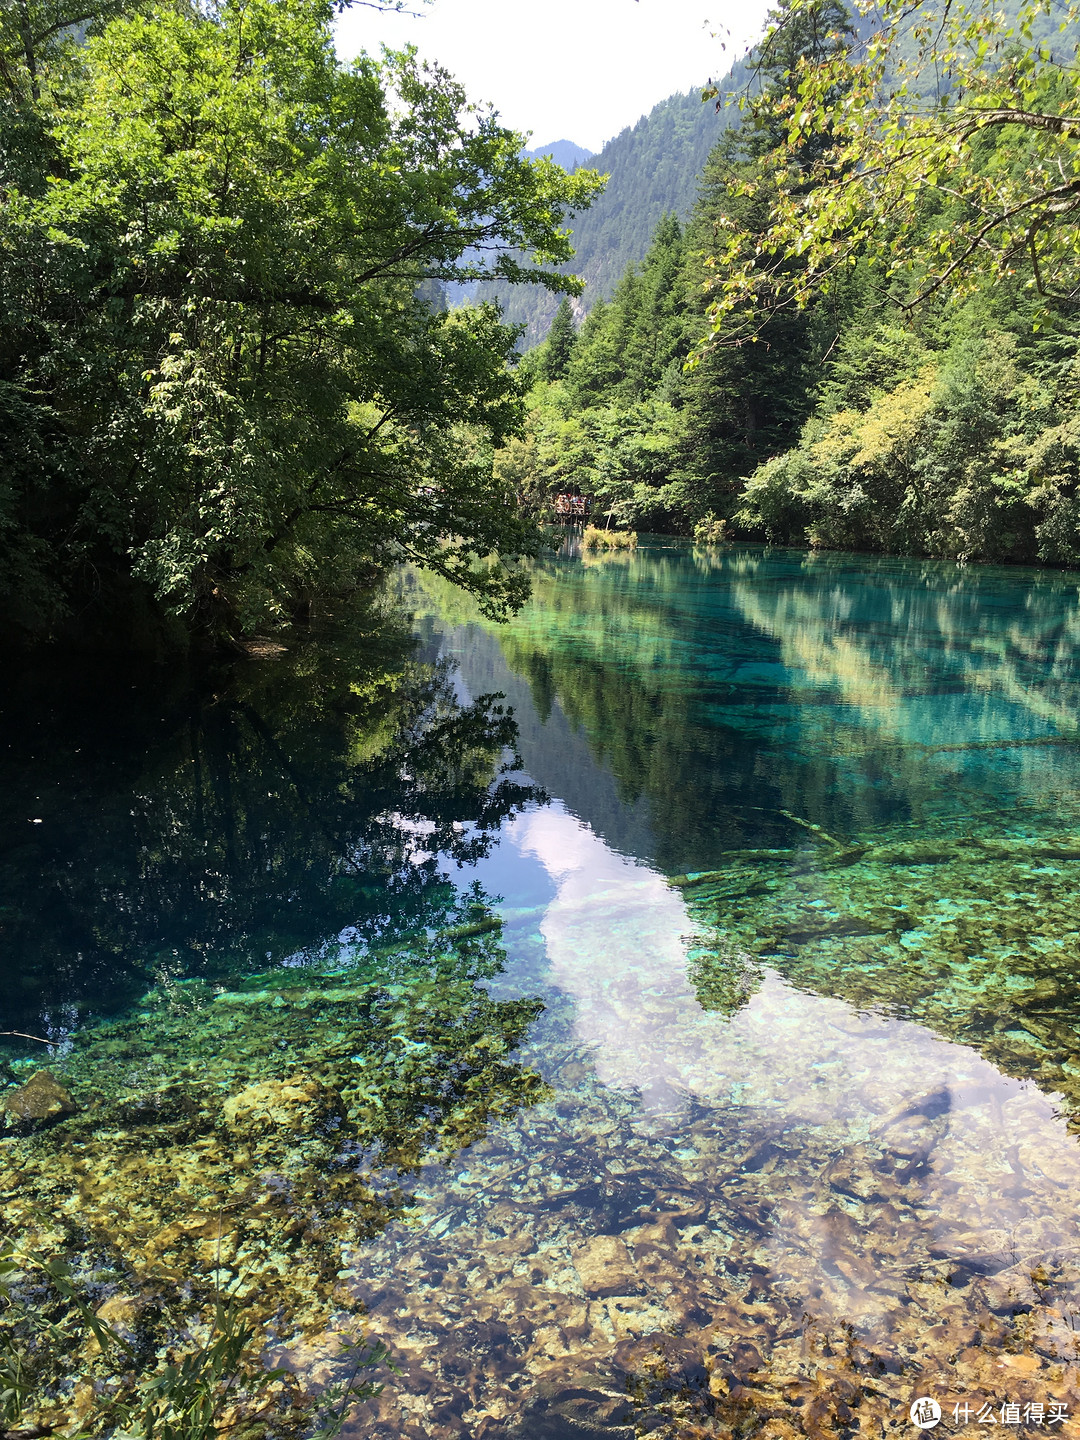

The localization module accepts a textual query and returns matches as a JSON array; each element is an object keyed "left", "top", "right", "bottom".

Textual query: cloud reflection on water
[
  {"left": 508, "top": 800, "right": 1080, "bottom": 1332},
  {"left": 341, "top": 800, "right": 1080, "bottom": 1435}
]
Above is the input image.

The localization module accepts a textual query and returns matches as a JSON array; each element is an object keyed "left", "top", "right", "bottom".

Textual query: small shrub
[
  {"left": 582, "top": 525, "right": 637, "bottom": 550},
  {"left": 692, "top": 514, "right": 728, "bottom": 545}
]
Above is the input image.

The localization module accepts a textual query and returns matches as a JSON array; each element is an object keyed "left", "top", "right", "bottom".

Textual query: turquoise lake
[{"left": 3, "top": 540, "right": 1080, "bottom": 1438}]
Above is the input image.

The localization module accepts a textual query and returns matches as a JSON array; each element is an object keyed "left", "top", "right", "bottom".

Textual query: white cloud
[{"left": 334, "top": 0, "right": 772, "bottom": 154}]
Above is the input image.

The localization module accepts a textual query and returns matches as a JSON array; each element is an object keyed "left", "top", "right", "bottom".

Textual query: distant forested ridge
[
  {"left": 505, "top": 0, "right": 1080, "bottom": 570},
  {"left": 523, "top": 140, "right": 595, "bottom": 169},
  {"left": 482, "top": 81, "right": 745, "bottom": 346}
]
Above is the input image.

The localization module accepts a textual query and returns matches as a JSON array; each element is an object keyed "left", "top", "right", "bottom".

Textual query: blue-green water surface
[{"left": 4, "top": 542, "right": 1080, "bottom": 1438}]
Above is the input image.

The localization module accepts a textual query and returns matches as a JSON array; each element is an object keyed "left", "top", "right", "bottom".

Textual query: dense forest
[
  {"left": 0, "top": 0, "right": 601, "bottom": 651},
  {"left": 508, "top": 0, "right": 1080, "bottom": 568}
]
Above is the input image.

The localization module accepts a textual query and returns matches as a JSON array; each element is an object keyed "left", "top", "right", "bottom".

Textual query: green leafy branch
[{"left": 694, "top": 0, "right": 1080, "bottom": 354}]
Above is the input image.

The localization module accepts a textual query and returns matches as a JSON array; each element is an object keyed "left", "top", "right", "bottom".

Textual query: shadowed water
[{"left": 4, "top": 544, "right": 1080, "bottom": 1438}]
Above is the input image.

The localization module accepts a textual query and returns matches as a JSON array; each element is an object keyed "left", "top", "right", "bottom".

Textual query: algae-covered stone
[
  {"left": 222, "top": 1075, "right": 333, "bottom": 1135},
  {"left": 91, "top": 1293, "right": 145, "bottom": 1351},
  {"left": 1, "top": 1069, "right": 77, "bottom": 1126},
  {"left": 0, "top": 926, "right": 551, "bottom": 1434},
  {"left": 572, "top": 1235, "right": 638, "bottom": 1296}
]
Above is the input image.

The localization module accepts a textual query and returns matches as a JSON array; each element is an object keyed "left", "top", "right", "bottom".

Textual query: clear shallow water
[{"left": 4, "top": 543, "right": 1080, "bottom": 1438}]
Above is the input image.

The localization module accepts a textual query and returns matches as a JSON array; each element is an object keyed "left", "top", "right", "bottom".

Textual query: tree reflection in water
[{"left": 0, "top": 608, "right": 541, "bottom": 1033}]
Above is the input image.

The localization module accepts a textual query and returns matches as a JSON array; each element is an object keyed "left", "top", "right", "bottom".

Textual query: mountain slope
[
  {"left": 483, "top": 72, "right": 747, "bottom": 346},
  {"left": 488, "top": 0, "right": 1069, "bottom": 350}
]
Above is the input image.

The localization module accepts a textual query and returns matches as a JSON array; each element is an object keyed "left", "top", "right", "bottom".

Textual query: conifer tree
[
  {"left": 679, "top": 0, "right": 857, "bottom": 509},
  {"left": 545, "top": 298, "right": 577, "bottom": 380}
]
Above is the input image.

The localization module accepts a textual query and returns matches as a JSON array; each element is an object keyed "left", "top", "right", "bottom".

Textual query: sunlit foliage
[{"left": 0, "top": 0, "right": 602, "bottom": 647}]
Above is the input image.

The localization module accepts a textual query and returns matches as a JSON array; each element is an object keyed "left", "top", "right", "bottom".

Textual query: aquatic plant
[
  {"left": 582, "top": 525, "right": 638, "bottom": 550},
  {"left": 305, "top": 1335, "right": 397, "bottom": 1440},
  {"left": 0, "top": 1237, "right": 393, "bottom": 1440},
  {"left": 685, "top": 936, "right": 761, "bottom": 1017},
  {"left": 677, "top": 811, "right": 1080, "bottom": 1127}
]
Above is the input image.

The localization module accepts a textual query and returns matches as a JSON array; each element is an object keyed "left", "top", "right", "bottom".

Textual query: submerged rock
[
  {"left": 572, "top": 1235, "right": 639, "bottom": 1297},
  {"left": 222, "top": 1075, "right": 335, "bottom": 1135},
  {"left": 1, "top": 1069, "right": 77, "bottom": 1127}
]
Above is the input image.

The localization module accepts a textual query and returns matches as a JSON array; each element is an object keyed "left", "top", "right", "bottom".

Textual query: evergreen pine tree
[
  {"left": 677, "top": 0, "right": 858, "bottom": 512},
  {"left": 545, "top": 299, "right": 577, "bottom": 380}
]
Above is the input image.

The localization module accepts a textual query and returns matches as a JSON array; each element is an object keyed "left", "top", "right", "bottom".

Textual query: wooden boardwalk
[{"left": 553, "top": 493, "right": 589, "bottom": 522}]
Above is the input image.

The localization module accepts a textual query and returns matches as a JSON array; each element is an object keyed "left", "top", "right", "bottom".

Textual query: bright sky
[{"left": 334, "top": 0, "right": 773, "bottom": 155}]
